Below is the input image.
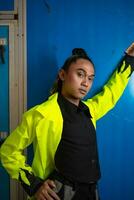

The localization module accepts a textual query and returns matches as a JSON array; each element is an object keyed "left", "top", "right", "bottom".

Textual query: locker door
[{"left": 0, "top": 25, "right": 10, "bottom": 200}]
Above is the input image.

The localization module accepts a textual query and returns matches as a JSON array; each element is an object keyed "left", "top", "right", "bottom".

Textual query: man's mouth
[{"left": 79, "top": 88, "right": 87, "bottom": 95}]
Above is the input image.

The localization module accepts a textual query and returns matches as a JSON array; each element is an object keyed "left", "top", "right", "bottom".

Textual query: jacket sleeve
[
  {"left": 86, "top": 54, "right": 134, "bottom": 121},
  {"left": 19, "top": 169, "right": 44, "bottom": 196},
  {"left": 0, "top": 106, "right": 43, "bottom": 196}
]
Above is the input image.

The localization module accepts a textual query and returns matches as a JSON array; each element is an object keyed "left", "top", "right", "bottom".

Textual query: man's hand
[
  {"left": 34, "top": 179, "right": 60, "bottom": 200},
  {"left": 125, "top": 42, "right": 134, "bottom": 57}
]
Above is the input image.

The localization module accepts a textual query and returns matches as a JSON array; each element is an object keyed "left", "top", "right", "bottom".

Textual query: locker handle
[{"left": 0, "top": 45, "right": 5, "bottom": 64}]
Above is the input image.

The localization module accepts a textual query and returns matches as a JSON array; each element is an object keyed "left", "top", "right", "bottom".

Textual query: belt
[
  {"left": 49, "top": 170, "right": 74, "bottom": 187},
  {"left": 49, "top": 170, "right": 96, "bottom": 190}
]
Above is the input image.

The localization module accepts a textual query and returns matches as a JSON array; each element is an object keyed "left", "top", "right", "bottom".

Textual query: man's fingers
[
  {"left": 47, "top": 179, "right": 56, "bottom": 188},
  {"left": 43, "top": 180, "right": 60, "bottom": 200},
  {"left": 35, "top": 179, "right": 61, "bottom": 200},
  {"left": 125, "top": 42, "right": 134, "bottom": 56},
  {"left": 47, "top": 187, "right": 60, "bottom": 200}
]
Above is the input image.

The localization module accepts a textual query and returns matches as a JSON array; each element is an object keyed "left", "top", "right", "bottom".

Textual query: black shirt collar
[{"left": 58, "top": 93, "right": 92, "bottom": 118}]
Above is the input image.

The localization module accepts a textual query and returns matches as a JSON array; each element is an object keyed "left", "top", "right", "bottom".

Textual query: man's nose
[{"left": 81, "top": 77, "right": 89, "bottom": 87}]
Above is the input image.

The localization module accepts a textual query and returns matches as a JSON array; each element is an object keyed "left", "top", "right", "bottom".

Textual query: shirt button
[{"left": 91, "top": 159, "right": 96, "bottom": 164}]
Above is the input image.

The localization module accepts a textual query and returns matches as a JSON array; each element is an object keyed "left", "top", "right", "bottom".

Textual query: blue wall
[{"left": 27, "top": 0, "right": 134, "bottom": 199}]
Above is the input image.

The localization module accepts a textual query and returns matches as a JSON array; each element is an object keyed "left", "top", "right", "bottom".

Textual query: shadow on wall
[{"left": 0, "top": 139, "right": 4, "bottom": 146}]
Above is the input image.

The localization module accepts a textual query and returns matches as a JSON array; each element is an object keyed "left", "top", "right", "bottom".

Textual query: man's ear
[{"left": 58, "top": 69, "right": 65, "bottom": 81}]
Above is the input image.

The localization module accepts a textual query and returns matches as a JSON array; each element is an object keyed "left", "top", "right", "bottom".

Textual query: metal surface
[{"left": 27, "top": 1, "right": 134, "bottom": 200}]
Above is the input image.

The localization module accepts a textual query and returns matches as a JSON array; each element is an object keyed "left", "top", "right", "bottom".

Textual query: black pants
[
  {"left": 49, "top": 170, "right": 100, "bottom": 200},
  {"left": 72, "top": 183, "right": 97, "bottom": 200}
]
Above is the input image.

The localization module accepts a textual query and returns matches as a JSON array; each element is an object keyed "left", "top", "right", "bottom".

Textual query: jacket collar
[{"left": 36, "top": 93, "right": 60, "bottom": 119}]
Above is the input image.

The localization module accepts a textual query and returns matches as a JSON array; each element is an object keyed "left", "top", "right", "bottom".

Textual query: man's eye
[
  {"left": 88, "top": 76, "right": 94, "bottom": 81},
  {"left": 77, "top": 72, "right": 84, "bottom": 77}
]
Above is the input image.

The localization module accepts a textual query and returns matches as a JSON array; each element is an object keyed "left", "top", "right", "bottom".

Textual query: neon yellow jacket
[{"left": 0, "top": 60, "right": 132, "bottom": 190}]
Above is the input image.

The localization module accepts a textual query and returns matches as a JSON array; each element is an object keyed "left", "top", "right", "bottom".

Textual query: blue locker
[
  {"left": 0, "top": 25, "right": 9, "bottom": 131},
  {"left": 0, "top": 25, "right": 10, "bottom": 200},
  {"left": 0, "top": 0, "right": 14, "bottom": 11}
]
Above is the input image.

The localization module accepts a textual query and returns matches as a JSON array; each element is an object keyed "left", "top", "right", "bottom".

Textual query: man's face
[{"left": 60, "top": 58, "right": 95, "bottom": 105}]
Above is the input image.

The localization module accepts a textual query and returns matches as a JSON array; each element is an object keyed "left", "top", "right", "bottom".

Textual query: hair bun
[{"left": 72, "top": 48, "right": 88, "bottom": 57}]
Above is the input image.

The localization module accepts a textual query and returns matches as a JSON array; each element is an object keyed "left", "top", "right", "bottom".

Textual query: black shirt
[{"left": 55, "top": 93, "right": 101, "bottom": 183}]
